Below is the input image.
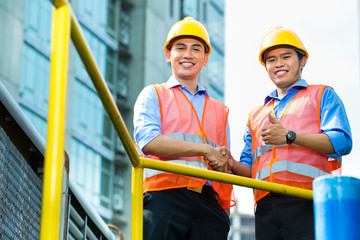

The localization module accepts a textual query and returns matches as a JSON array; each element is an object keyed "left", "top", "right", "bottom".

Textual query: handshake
[{"left": 204, "top": 146, "right": 234, "bottom": 173}]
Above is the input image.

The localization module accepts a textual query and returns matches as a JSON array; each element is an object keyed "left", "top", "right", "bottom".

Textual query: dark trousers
[
  {"left": 143, "top": 188, "right": 230, "bottom": 240},
  {"left": 255, "top": 194, "right": 315, "bottom": 240}
]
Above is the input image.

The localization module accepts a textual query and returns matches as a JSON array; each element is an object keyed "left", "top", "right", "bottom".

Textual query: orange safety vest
[
  {"left": 142, "top": 83, "right": 235, "bottom": 209},
  {"left": 249, "top": 85, "right": 342, "bottom": 203}
]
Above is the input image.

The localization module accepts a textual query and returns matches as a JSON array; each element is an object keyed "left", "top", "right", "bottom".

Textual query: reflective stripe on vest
[
  {"left": 144, "top": 159, "right": 208, "bottom": 179},
  {"left": 252, "top": 144, "right": 342, "bottom": 169},
  {"left": 144, "top": 132, "right": 218, "bottom": 178},
  {"left": 255, "top": 160, "right": 330, "bottom": 180},
  {"left": 165, "top": 132, "right": 220, "bottom": 148},
  {"left": 144, "top": 133, "right": 220, "bottom": 178},
  {"left": 251, "top": 144, "right": 286, "bottom": 164}
]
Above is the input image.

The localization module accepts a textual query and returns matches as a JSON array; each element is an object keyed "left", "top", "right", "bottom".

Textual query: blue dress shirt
[
  {"left": 134, "top": 76, "right": 231, "bottom": 152},
  {"left": 239, "top": 79, "right": 352, "bottom": 168}
]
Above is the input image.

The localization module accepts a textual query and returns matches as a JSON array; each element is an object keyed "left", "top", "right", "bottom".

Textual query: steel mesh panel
[{"left": 0, "top": 127, "right": 42, "bottom": 240}]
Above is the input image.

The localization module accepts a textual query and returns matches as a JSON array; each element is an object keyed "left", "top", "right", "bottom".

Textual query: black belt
[
  {"left": 188, "top": 185, "right": 218, "bottom": 200},
  {"left": 267, "top": 192, "right": 281, "bottom": 197}
]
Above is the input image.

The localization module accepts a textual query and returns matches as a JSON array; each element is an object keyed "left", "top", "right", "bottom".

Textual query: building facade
[
  {"left": 229, "top": 203, "right": 256, "bottom": 240},
  {"left": 0, "top": 0, "right": 225, "bottom": 238}
]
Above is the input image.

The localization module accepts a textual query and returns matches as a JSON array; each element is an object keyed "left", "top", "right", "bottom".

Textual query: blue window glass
[
  {"left": 75, "top": 28, "right": 116, "bottom": 96},
  {"left": 22, "top": 108, "right": 48, "bottom": 139},
  {"left": 77, "top": 0, "right": 109, "bottom": 32},
  {"left": 101, "top": 159, "right": 112, "bottom": 208},
  {"left": 208, "top": 48, "right": 224, "bottom": 94},
  {"left": 71, "top": 80, "right": 114, "bottom": 148},
  {"left": 208, "top": 4, "right": 224, "bottom": 50},
  {"left": 210, "top": 0, "right": 224, "bottom": 13},
  {"left": 117, "top": 60, "right": 129, "bottom": 99},
  {"left": 20, "top": 0, "right": 52, "bottom": 139},
  {"left": 24, "top": 0, "right": 52, "bottom": 46},
  {"left": 20, "top": 43, "right": 50, "bottom": 112},
  {"left": 70, "top": 138, "right": 112, "bottom": 208},
  {"left": 119, "top": 9, "right": 130, "bottom": 46},
  {"left": 182, "top": 0, "right": 198, "bottom": 19}
]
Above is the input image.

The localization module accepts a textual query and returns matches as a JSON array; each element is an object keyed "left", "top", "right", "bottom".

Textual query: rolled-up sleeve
[
  {"left": 133, "top": 86, "right": 162, "bottom": 151},
  {"left": 239, "top": 123, "right": 253, "bottom": 169},
  {"left": 321, "top": 87, "right": 352, "bottom": 157}
]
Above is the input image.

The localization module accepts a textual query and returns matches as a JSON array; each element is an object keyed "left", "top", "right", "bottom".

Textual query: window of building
[
  {"left": 77, "top": 0, "right": 109, "bottom": 32},
  {"left": 70, "top": 138, "right": 112, "bottom": 209},
  {"left": 169, "top": 0, "right": 174, "bottom": 17},
  {"left": 20, "top": 0, "right": 52, "bottom": 139},
  {"left": 181, "top": 0, "right": 198, "bottom": 19},
  {"left": 101, "top": 158, "right": 112, "bottom": 208},
  {"left": 241, "top": 233, "right": 256, "bottom": 240},
  {"left": 203, "top": 1, "right": 207, "bottom": 22},
  {"left": 210, "top": 0, "right": 225, "bottom": 13},
  {"left": 117, "top": 59, "right": 129, "bottom": 99},
  {"left": 107, "top": 0, "right": 117, "bottom": 37},
  {"left": 19, "top": 43, "right": 50, "bottom": 113},
  {"left": 24, "top": 0, "right": 52, "bottom": 47},
  {"left": 241, "top": 216, "right": 255, "bottom": 228},
  {"left": 71, "top": 80, "right": 115, "bottom": 150},
  {"left": 208, "top": 3, "right": 224, "bottom": 49},
  {"left": 208, "top": 48, "right": 224, "bottom": 92},
  {"left": 119, "top": 9, "right": 130, "bottom": 47},
  {"left": 21, "top": 107, "right": 48, "bottom": 138}
]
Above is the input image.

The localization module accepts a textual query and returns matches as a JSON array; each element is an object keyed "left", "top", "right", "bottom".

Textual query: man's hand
[
  {"left": 206, "top": 147, "right": 234, "bottom": 173},
  {"left": 261, "top": 113, "right": 288, "bottom": 145}
]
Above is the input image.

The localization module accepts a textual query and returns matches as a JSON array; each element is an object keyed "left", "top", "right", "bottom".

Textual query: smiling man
[
  {"left": 230, "top": 26, "right": 352, "bottom": 240},
  {"left": 133, "top": 17, "right": 235, "bottom": 240}
]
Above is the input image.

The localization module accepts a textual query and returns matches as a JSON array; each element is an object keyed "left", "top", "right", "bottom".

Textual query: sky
[{"left": 224, "top": 0, "right": 360, "bottom": 214}]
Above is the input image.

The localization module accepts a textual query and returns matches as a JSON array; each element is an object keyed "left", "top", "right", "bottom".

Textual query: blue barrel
[{"left": 313, "top": 176, "right": 360, "bottom": 240}]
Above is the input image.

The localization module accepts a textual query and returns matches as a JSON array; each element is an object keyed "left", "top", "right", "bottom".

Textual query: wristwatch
[{"left": 286, "top": 130, "right": 296, "bottom": 144}]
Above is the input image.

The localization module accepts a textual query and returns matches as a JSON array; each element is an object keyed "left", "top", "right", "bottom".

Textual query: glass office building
[
  {"left": 1, "top": 0, "right": 227, "bottom": 238},
  {"left": 19, "top": 0, "right": 131, "bottom": 219}
]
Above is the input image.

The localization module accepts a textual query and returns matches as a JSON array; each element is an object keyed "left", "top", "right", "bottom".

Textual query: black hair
[
  {"left": 167, "top": 35, "right": 209, "bottom": 53},
  {"left": 262, "top": 44, "right": 305, "bottom": 64}
]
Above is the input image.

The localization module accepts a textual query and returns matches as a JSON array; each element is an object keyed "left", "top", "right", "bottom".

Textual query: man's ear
[
  {"left": 300, "top": 56, "right": 307, "bottom": 69},
  {"left": 203, "top": 53, "right": 209, "bottom": 66},
  {"left": 165, "top": 50, "right": 171, "bottom": 62}
]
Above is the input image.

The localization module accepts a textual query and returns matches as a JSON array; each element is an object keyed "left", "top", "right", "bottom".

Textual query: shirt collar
[
  {"left": 264, "top": 79, "right": 309, "bottom": 104},
  {"left": 166, "top": 76, "right": 209, "bottom": 96}
]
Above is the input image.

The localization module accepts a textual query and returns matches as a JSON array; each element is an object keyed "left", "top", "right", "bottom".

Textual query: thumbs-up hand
[
  {"left": 267, "top": 112, "right": 278, "bottom": 124},
  {"left": 261, "top": 113, "right": 288, "bottom": 145}
]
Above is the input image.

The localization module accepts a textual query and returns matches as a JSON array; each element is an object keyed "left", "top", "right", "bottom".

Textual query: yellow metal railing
[
  {"left": 42, "top": 1, "right": 313, "bottom": 239},
  {"left": 40, "top": 2, "right": 70, "bottom": 240}
]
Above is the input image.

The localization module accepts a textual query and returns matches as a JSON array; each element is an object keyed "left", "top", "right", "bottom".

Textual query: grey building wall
[{"left": 0, "top": 0, "right": 136, "bottom": 239}]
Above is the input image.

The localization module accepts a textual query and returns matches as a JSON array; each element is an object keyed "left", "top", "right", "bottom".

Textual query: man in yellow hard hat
[
  {"left": 224, "top": 26, "right": 352, "bottom": 240},
  {"left": 133, "top": 17, "right": 235, "bottom": 240}
]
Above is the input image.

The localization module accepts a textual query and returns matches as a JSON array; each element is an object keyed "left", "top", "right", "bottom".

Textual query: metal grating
[
  {"left": 0, "top": 81, "right": 115, "bottom": 240},
  {"left": 0, "top": 127, "right": 42, "bottom": 239},
  {"left": 66, "top": 189, "right": 108, "bottom": 240}
]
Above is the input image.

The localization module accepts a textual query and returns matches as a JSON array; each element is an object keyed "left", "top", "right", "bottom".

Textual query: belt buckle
[{"left": 187, "top": 186, "right": 203, "bottom": 193}]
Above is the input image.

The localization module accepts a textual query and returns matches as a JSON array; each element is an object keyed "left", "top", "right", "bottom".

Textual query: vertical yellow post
[
  {"left": 132, "top": 166, "right": 144, "bottom": 240},
  {"left": 40, "top": 4, "right": 70, "bottom": 240}
]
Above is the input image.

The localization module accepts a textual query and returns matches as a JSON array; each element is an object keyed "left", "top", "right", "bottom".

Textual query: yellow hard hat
[
  {"left": 259, "top": 26, "right": 309, "bottom": 66},
  {"left": 164, "top": 17, "right": 212, "bottom": 55}
]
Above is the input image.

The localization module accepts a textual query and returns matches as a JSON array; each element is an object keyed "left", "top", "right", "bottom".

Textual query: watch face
[{"left": 287, "top": 131, "right": 296, "bottom": 142}]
